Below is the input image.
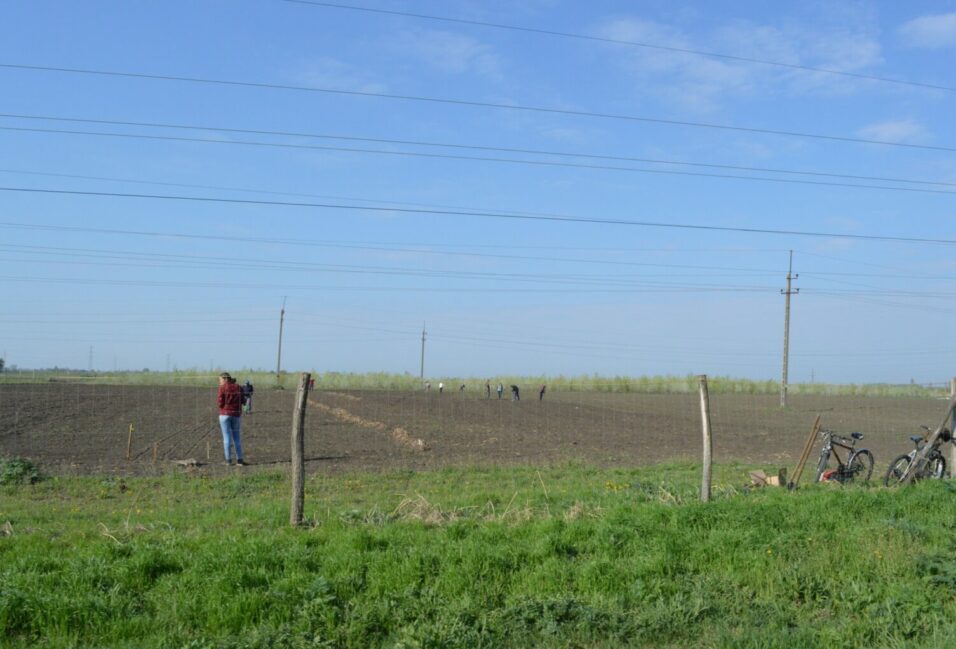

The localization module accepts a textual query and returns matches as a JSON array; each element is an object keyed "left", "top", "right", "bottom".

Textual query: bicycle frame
[{"left": 816, "top": 430, "right": 870, "bottom": 483}]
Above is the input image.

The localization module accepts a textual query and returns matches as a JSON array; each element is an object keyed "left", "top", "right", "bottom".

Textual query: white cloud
[
  {"left": 396, "top": 29, "right": 503, "bottom": 80},
  {"left": 899, "top": 12, "right": 956, "bottom": 49},
  {"left": 856, "top": 118, "right": 929, "bottom": 143},
  {"left": 593, "top": 14, "right": 884, "bottom": 112},
  {"left": 291, "top": 57, "right": 388, "bottom": 94}
]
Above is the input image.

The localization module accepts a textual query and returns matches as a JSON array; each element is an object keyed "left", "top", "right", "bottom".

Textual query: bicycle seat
[
  {"left": 910, "top": 435, "right": 923, "bottom": 443},
  {"left": 851, "top": 432, "right": 863, "bottom": 440}
]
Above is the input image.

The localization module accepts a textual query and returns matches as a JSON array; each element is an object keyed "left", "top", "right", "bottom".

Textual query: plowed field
[{"left": 0, "top": 383, "right": 949, "bottom": 476}]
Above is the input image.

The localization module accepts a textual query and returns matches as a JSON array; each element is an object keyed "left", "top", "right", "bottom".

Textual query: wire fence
[{"left": 1, "top": 373, "right": 953, "bottom": 479}]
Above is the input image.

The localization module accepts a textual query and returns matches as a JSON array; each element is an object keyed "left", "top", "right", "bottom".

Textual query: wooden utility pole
[
  {"left": 698, "top": 375, "right": 713, "bottom": 502},
  {"left": 420, "top": 323, "right": 426, "bottom": 386},
  {"left": 290, "top": 372, "right": 310, "bottom": 526},
  {"left": 275, "top": 297, "right": 287, "bottom": 385},
  {"left": 780, "top": 251, "right": 799, "bottom": 407}
]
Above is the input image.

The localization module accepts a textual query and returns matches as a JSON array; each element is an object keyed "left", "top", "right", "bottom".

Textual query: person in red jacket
[{"left": 217, "top": 372, "right": 246, "bottom": 466}]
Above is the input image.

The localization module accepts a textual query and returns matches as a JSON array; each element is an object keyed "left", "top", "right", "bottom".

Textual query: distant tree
[{"left": 0, "top": 358, "right": 4, "bottom": 373}]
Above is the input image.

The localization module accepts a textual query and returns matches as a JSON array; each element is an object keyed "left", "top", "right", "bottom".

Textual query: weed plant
[{"left": 1, "top": 463, "right": 954, "bottom": 647}]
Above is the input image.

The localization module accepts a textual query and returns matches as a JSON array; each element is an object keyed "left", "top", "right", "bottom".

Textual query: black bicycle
[
  {"left": 883, "top": 426, "right": 951, "bottom": 486},
  {"left": 814, "top": 429, "right": 874, "bottom": 484}
]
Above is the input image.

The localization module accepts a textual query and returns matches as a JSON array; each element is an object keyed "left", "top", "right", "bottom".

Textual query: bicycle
[
  {"left": 814, "top": 429, "right": 874, "bottom": 484},
  {"left": 883, "top": 426, "right": 951, "bottom": 486}
]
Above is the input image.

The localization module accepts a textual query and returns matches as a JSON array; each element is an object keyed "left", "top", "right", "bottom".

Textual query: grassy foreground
[{"left": 1, "top": 463, "right": 955, "bottom": 648}]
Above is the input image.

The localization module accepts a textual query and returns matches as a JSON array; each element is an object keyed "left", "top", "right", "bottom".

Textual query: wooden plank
[{"left": 789, "top": 415, "right": 821, "bottom": 489}]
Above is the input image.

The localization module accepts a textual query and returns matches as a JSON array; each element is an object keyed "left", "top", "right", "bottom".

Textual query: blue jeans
[{"left": 219, "top": 415, "right": 243, "bottom": 462}]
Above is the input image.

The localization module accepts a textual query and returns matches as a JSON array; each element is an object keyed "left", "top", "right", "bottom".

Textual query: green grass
[
  {"left": 1, "top": 463, "right": 954, "bottom": 648},
  {"left": 0, "top": 368, "right": 946, "bottom": 398}
]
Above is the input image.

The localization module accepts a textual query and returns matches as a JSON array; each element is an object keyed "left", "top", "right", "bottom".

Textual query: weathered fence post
[
  {"left": 902, "top": 395, "right": 956, "bottom": 484},
  {"left": 698, "top": 375, "right": 713, "bottom": 502},
  {"left": 126, "top": 423, "right": 134, "bottom": 460},
  {"left": 290, "top": 372, "right": 311, "bottom": 527},
  {"left": 949, "top": 378, "right": 956, "bottom": 477}
]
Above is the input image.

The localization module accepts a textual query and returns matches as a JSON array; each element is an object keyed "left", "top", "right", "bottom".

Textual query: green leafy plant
[{"left": 0, "top": 458, "right": 41, "bottom": 485}]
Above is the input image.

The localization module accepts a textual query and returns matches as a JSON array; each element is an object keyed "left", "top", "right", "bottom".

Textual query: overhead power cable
[
  {"left": 9, "top": 124, "right": 956, "bottom": 195},
  {"left": 0, "top": 219, "right": 785, "bottom": 259},
  {"left": 0, "top": 241, "right": 781, "bottom": 277},
  {"left": 0, "top": 274, "right": 771, "bottom": 293},
  {"left": 1, "top": 63, "right": 953, "bottom": 153},
  {"left": 281, "top": 0, "right": 956, "bottom": 94},
  {"left": 5, "top": 242, "right": 767, "bottom": 288},
  {"left": 3, "top": 186, "right": 956, "bottom": 245},
  {"left": 3, "top": 112, "right": 953, "bottom": 188}
]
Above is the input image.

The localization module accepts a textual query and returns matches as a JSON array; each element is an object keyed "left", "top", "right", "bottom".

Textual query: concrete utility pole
[
  {"left": 780, "top": 251, "right": 799, "bottom": 407},
  {"left": 276, "top": 297, "right": 287, "bottom": 383},
  {"left": 420, "top": 322, "right": 426, "bottom": 385}
]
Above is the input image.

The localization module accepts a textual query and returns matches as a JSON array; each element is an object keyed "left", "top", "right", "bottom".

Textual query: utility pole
[
  {"left": 780, "top": 251, "right": 799, "bottom": 407},
  {"left": 420, "top": 322, "right": 426, "bottom": 385},
  {"left": 276, "top": 297, "right": 287, "bottom": 384}
]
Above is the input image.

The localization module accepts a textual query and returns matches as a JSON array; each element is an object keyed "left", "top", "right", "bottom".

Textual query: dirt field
[{"left": 0, "top": 382, "right": 951, "bottom": 477}]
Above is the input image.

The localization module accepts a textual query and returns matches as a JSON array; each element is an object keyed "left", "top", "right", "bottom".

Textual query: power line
[
  {"left": 0, "top": 219, "right": 784, "bottom": 261},
  {"left": 281, "top": 0, "right": 956, "bottom": 94},
  {"left": 11, "top": 124, "right": 956, "bottom": 196},
  {"left": 9, "top": 238, "right": 956, "bottom": 282},
  {"left": 4, "top": 112, "right": 954, "bottom": 188},
  {"left": 0, "top": 274, "right": 773, "bottom": 293},
  {"left": 5, "top": 242, "right": 777, "bottom": 288},
  {"left": 2, "top": 63, "right": 954, "bottom": 153},
  {"left": 3, "top": 186, "right": 956, "bottom": 245},
  {"left": 0, "top": 242, "right": 781, "bottom": 278}
]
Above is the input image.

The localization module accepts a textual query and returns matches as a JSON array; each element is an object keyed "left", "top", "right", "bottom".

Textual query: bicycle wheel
[
  {"left": 927, "top": 453, "right": 947, "bottom": 479},
  {"left": 883, "top": 454, "right": 911, "bottom": 487},
  {"left": 845, "top": 449, "right": 874, "bottom": 483}
]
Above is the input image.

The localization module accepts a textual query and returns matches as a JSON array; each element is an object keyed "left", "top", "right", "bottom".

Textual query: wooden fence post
[
  {"left": 126, "top": 423, "right": 134, "bottom": 460},
  {"left": 950, "top": 378, "right": 956, "bottom": 478},
  {"left": 698, "top": 375, "right": 713, "bottom": 502},
  {"left": 290, "top": 372, "right": 311, "bottom": 527}
]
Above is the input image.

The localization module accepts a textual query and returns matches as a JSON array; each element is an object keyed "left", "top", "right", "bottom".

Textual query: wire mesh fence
[{"left": 1, "top": 372, "right": 952, "bottom": 479}]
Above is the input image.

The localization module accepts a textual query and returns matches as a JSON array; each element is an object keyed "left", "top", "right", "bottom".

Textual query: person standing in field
[
  {"left": 242, "top": 379, "right": 255, "bottom": 413},
  {"left": 496, "top": 383, "right": 503, "bottom": 399},
  {"left": 510, "top": 384, "right": 520, "bottom": 401},
  {"left": 217, "top": 372, "right": 246, "bottom": 466},
  {"left": 485, "top": 380, "right": 491, "bottom": 399},
  {"left": 539, "top": 384, "right": 546, "bottom": 401},
  {"left": 438, "top": 382, "right": 444, "bottom": 394}
]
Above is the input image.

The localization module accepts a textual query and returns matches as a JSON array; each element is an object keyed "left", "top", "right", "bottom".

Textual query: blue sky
[{"left": 2, "top": 0, "right": 956, "bottom": 384}]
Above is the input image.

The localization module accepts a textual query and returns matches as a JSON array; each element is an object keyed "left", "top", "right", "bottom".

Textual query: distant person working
[
  {"left": 242, "top": 379, "right": 254, "bottom": 413},
  {"left": 217, "top": 372, "right": 246, "bottom": 466}
]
